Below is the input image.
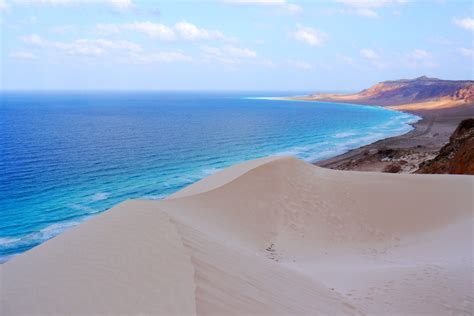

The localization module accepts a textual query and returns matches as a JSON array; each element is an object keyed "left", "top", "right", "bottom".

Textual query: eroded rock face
[
  {"left": 417, "top": 118, "right": 474, "bottom": 175},
  {"left": 452, "top": 84, "right": 474, "bottom": 103}
]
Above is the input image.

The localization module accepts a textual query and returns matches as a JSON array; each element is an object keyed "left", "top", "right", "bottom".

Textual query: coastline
[
  {"left": 281, "top": 96, "right": 474, "bottom": 173},
  {"left": 2, "top": 96, "right": 473, "bottom": 314},
  {"left": 0, "top": 94, "right": 470, "bottom": 263},
  {"left": 257, "top": 96, "right": 422, "bottom": 164},
  {"left": 0, "top": 93, "right": 421, "bottom": 262},
  {"left": 316, "top": 113, "right": 433, "bottom": 172}
]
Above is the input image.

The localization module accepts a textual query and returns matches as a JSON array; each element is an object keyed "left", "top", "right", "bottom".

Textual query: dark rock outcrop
[
  {"left": 383, "top": 163, "right": 402, "bottom": 173},
  {"left": 417, "top": 118, "right": 474, "bottom": 175},
  {"left": 452, "top": 84, "right": 474, "bottom": 103}
]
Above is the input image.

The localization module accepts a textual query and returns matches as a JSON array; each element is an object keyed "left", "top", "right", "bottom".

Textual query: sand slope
[{"left": 1, "top": 156, "right": 473, "bottom": 315}]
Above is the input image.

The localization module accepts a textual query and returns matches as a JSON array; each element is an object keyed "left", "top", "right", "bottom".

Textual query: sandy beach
[
  {"left": 283, "top": 76, "right": 474, "bottom": 174},
  {"left": 317, "top": 101, "right": 474, "bottom": 173},
  {"left": 1, "top": 156, "right": 473, "bottom": 315}
]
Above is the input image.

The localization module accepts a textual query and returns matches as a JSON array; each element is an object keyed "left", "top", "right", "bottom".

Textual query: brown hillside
[{"left": 417, "top": 118, "right": 474, "bottom": 175}]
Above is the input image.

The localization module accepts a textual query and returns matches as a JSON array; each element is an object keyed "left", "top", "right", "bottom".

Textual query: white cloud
[
  {"left": 21, "top": 0, "right": 71, "bottom": 3},
  {"left": 201, "top": 45, "right": 223, "bottom": 56},
  {"left": 359, "top": 49, "right": 390, "bottom": 69},
  {"left": 360, "top": 48, "right": 380, "bottom": 60},
  {"left": 14, "top": 0, "right": 72, "bottom": 4},
  {"left": 201, "top": 45, "right": 256, "bottom": 57},
  {"left": 13, "top": 0, "right": 134, "bottom": 11},
  {"left": 336, "top": 0, "right": 408, "bottom": 18},
  {"left": 282, "top": 3, "right": 301, "bottom": 15},
  {"left": 21, "top": 34, "right": 46, "bottom": 46},
  {"left": 9, "top": 51, "right": 37, "bottom": 60},
  {"left": 53, "top": 38, "right": 142, "bottom": 56},
  {"left": 260, "top": 58, "right": 276, "bottom": 68},
  {"left": 53, "top": 41, "right": 101, "bottom": 56},
  {"left": 337, "top": 47, "right": 437, "bottom": 71},
  {"left": 225, "top": 0, "right": 302, "bottom": 15},
  {"left": 95, "top": 21, "right": 235, "bottom": 42},
  {"left": 21, "top": 35, "right": 142, "bottom": 57},
  {"left": 400, "top": 49, "right": 436, "bottom": 68},
  {"left": 224, "top": 0, "right": 286, "bottom": 4},
  {"left": 408, "top": 49, "right": 430, "bottom": 59},
  {"left": 292, "top": 24, "right": 326, "bottom": 46},
  {"left": 336, "top": 0, "right": 408, "bottom": 8},
  {"left": 96, "top": 23, "right": 121, "bottom": 36},
  {"left": 458, "top": 47, "right": 474, "bottom": 58},
  {"left": 200, "top": 45, "right": 258, "bottom": 65},
  {"left": 0, "top": 0, "right": 10, "bottom": 12},
  {"left": 427, "top": 36, "right": 452, "bottom": 46},
  {"left": 223, "top": 45, "right": 257, "bottom": 58},
  {"left": 125, "top": 51, "right": 193, "bottom": 64},
  {"left": 104, "top": 0, "right": 133, "bottom": 11},
  {"left": 286, "top": 59, "right": 312, "bottom": 70},
  {"left": 355, "top": 8, "right": 378, "bottom": 17},
  {"left": 357, "top": 48, "right": 436, "bottom": 69},
  {"left": 454, "top": 18, "right": 474, "bottom": 32},
  {"left": 124, "top": 22, "right": 176, "bottom": 40},
  {"left": 20, "top": 15, "right": 38, "bottom": 24},
  {"left": 336, "top": 53, "right": 355, "bottom": 65},
  {"left": 175, "top": 21, "right": 227, "bottom": 41},
  {"left": 50, "top": 25, "right": 76, "bottom": 35}
]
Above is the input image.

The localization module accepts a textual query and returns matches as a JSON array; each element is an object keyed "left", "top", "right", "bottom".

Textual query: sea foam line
[{"left": 0, "top": 218, "right": 88, "bottom": 262}]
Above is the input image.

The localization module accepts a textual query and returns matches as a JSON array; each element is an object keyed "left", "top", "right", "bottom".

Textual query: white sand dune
[{"left": 1, "top": 156, "right": 473, "bottom": 315}]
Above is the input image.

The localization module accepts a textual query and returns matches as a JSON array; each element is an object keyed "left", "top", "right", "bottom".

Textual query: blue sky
[{"left": 0, "top": 0, "right": 473, "bottom": 91}]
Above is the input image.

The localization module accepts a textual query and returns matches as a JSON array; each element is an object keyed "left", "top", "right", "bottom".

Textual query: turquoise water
[{"left": 0, "top": 92, "right": 419, "bottom": 260}]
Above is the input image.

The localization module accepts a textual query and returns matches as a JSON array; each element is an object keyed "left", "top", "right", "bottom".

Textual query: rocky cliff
[{"left": 417, "top": 118, "right": 474, "bottom": 175}]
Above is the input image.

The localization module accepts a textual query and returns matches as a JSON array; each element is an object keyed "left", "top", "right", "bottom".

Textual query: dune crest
[{"left": 1, "top": 156, "right": 473, "bottom": 315}]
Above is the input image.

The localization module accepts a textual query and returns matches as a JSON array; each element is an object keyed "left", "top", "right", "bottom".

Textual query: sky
[{"left": 0, "top": 0, "right": 473, "bottom": 91}]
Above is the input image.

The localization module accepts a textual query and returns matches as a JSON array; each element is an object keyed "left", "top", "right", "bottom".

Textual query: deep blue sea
[{"left": 0, "top": 92, "right": 420, "bottom": 261}]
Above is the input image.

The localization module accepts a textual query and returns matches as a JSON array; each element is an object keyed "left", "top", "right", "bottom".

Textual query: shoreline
[
  {"left": 264, "top": 96, "right": 425, "bottom": 169},
  {"left": 0, "top": 96, "right": 419, "bottom": 263},
  {"left": 0, "top": 96, "right": 423, "bottom": 263},
  {"left": 0, "top": 95, "right": 470, "bottom": 263},
  {"left": 316, "top": 113, "right": 430, "bottom": 172},
  {"left": 309, "top": 100, "right": 474, "bottom": 173}
]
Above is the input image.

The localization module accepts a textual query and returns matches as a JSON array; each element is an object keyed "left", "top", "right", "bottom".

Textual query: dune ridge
[{"left": 1, "top": 156, "right": 473, "bottom": 315}]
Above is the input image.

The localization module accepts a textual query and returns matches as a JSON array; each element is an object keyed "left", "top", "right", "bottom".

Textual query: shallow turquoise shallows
[{"left": 0, "top": 92, "right": 419, "bottom": 260}]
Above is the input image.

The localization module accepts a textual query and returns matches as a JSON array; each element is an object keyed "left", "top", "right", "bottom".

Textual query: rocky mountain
[
  {"left": 307, "top": 76, "right": 474, "bottom": 107},
  {"left": 356, "top": 76, "right": 474, "bottom": 105}
]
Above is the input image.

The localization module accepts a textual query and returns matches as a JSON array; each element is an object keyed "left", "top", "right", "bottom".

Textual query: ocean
[{"left": 0, "top": 92, "right": 420, "bottom": 260}]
